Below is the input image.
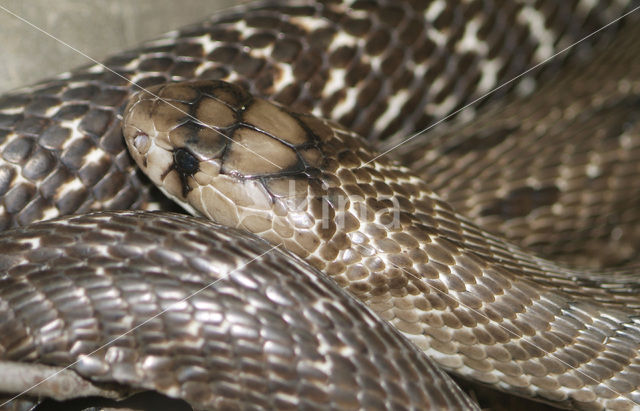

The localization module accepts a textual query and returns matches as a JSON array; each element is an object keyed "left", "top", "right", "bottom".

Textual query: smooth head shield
[{"left": 122, "top": 80, "right": 341, "bottom": 249}]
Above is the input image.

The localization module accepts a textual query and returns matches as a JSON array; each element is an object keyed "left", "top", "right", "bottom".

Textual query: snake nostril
[
  {"left": 174, "top": 148, "right": 199, "bottom": 176},
  {"left": 133, "top": 132, "right": 151, "bottom": 155}
]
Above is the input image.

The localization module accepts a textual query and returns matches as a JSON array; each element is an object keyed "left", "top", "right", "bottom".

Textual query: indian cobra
[{"left": 1, "top": 1, "right": 640, "bottom": 410}]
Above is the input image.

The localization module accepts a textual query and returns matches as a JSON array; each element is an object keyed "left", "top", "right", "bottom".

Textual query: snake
[{"left": 1, "top": 0, "right": 640, "bottom": 410}]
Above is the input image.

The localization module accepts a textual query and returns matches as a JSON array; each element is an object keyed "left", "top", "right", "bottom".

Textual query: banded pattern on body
[
  {"left": 0, "top": 1, "right": 639, "bottom": 410},
  {"left": 0, "top": 0, "right": 631, "bottom": 230},
  {"left": 123, "top": 79, "right": 640, "bottom": 410},
  {"left": 396, "top": 21, "right": 640, "bottom": 268},
  {"left": 0, "top": 211, "right": 478, "bottom": 410}
]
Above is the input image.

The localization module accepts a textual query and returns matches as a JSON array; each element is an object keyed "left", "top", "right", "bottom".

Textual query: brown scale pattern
[
  {"left": 123, "top": 80, "right": 640, "bottom": 410},
  {"left": 0, "top": 211, "right": 478, "bottom": 410},
  {"left": 2, "top": 1, "right": 640, "bottom": 410},
  {"left": 395, "top": 21, "right": 640, "bottom": 268},
  {"left": 0, "top": 0, "right": 631, "bottom": 231}
]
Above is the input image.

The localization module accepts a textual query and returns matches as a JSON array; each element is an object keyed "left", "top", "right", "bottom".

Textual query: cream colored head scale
[
  {"left": 122, "top": 79, "right": 337, "bottom": 255},
  {"left": 123, "top": 80, "right": 640, "bottom": 409}
]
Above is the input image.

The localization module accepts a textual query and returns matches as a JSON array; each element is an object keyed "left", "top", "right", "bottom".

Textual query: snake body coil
[
  {"left": 0, "top": 211, "right": 478, "bottom": 410},
  {"left": 0, "top": 0, "right": 631, "bottom": 229},
  {"left": 1, "top": 1, "right": 640, "bottom": 410},
  {"left": 122, "top": 79, "right": 640, "bottom": 410}
]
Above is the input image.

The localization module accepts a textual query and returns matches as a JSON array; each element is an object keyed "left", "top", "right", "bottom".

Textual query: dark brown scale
[
  {"left": 4, "top": 184, "right": 35, "bottom": 214},
  {"left": 3, "top": 138, "right": 35, "bottom": 164},
  {"left": 94, "top": 173, "right": 132, "bottom": 204},
  {"left": 399, "top": 17, "right": 423, "bottom": 46},
  {"left": 318, "top": 90, "right": 344, "bottom": 115},
  {"left": 391, "top": 68, "right": 415, "bottom": 91},
  {"left": 32, "top": 82, "right": 66, "bottom": 96},
  {"left": 55, "top": 188, "right": 88, "bottom": 214},
  {"left": 480, "top": 186, "right": 561, "bottom": 218},
  {"left": 174, "top": 41, "right": 205, "bottom": 58},
  {"left": 365, "top": 28, "right": 391, "bottom": 56},
  {"left": 2, "top": 2, "right": 640, "bottom": 410},
  {"left": 292, "top": 51, "right": 323, "bottom": 84},
  {"left": 24, "top": 96, "right": 62, "bottom": 116},
  {"left": 14, "top": 117, "right": 52, "bottom": 137},
  {"left": 343, "top": 16, "right": 371, "bottom": 37},
  {"left": 412, "top": 36, "right": 436, "bottom": 63},
  {"left": 170, "top": 60, "right": 201, "bottom": 79},
  {"left": 36, "top": 168, "right": 68, "bottom": 200},
  {"left": 381, "top": 48, "right": 404, "bottom": 76},
  {"left": 79, "top": 109, "right": 113, "bottom": 137},
  {"left": 307, "top": 24, "right": 336, "bottom": 48},
  {"left": 207, "top": 45, "right": 240, "bottom": 65},
  {"left": 329, "top": 45, "right": 357, "bottom": 68},
  {"left": 244, "top": 31, "right": 276, "bottom": 49},
  {"left": 440, "top": 126, "right": 516, "bottom": 155},
  {"left": 136, "top": 76, "right": 171, "bottom": 90},
  {"left": 62, "top": 85, "right": 101, "bottom": 103},
  {"left": 433, "top": 3, "right": 455, "bottom": 31},
  {"left": 60, "top": 138, "right": 94, "bottom": 170},
  {"left": 378, "top": 4, "right": 406, "bottom": 26},
  {"left": 245, "top": 14, "right": 285, "bottom": 31},
  {"left": 198, "top": 66, "right": 229, "bottom": 81},
  {"left": 78, "top": 157, "right": 111, "bottom": 188},
  {"left": 235, "top": 53, "right": 267, "bottom": 78},
  {"left": 91, "top": 88, "right": 129, "bottom": 108},
  {"left": 271, "top": 37, "right": 303, "bottom": 63},
  {"left": 18, "top": 199, "right": 51, "bottom": 228},
  {"left": 138, "top": 57, "right": 175, "bottom": 72},
  {"left": 0, "top": 167, "right": 15, "bottom": 196},
  {"left": 22, "top": 149, "right": 55, "bottom": 181},
  {"left": 349, "top": 0, "right": 377, "bottom": 12}
]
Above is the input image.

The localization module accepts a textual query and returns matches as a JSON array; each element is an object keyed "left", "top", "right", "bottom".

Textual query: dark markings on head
[{"left": 172, "top": 148, "right": 200, "bottom": 198}]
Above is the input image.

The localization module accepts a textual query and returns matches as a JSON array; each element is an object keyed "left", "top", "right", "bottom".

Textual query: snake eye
[
  {"left": 174, "top": 148, "right": 199, "bottom": 176},
  {"left": 132, "top": 132, "right": 150, "bottom": 155}
]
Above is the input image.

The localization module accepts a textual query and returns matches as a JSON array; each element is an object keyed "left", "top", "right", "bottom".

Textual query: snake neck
[{"left": 122, "top": 80, "right": 639, "bottom": 310}]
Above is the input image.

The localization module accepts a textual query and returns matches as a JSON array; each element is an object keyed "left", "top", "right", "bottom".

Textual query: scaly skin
[
  {"left": 0, "top": 211, "right": 479, "bottom": 410},
  {"left": 123, "top": 80, "right": 640, "bottom": 410}
]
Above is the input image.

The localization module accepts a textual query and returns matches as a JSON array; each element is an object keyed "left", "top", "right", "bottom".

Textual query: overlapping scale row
[
  {"left": 0, "top": 211, "right": 478, "bottom": 410},
  {"left": 0, "top": 0, "right": 632, "bottom": 229}
]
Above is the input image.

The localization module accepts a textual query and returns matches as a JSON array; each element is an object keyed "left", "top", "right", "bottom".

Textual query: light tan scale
[{"left": 124, "top": 80, "right": 640, "bottom": 411}]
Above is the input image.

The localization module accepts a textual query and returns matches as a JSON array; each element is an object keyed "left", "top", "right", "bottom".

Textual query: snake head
[{"left": 122, "top": 80, "right": 336, "bottom": 243}]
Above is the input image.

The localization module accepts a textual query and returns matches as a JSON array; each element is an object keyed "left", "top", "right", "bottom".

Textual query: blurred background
[{"left": 0, "top": 1, "right": 250, "bottom": 92}]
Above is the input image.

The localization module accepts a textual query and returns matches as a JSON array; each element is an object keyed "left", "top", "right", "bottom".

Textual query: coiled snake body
[{"left": 1, "top": 1, "right": 640, "bottom": 410}]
